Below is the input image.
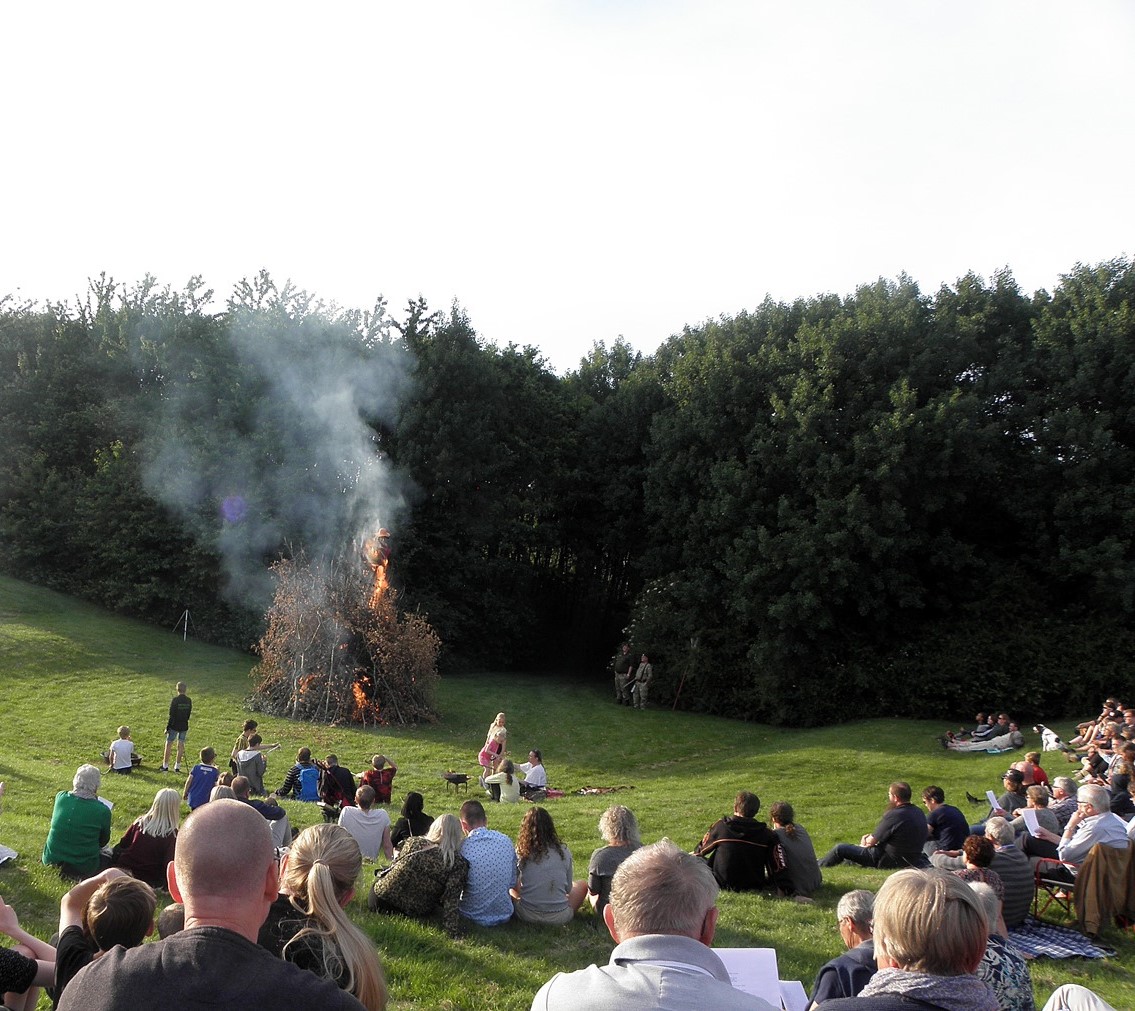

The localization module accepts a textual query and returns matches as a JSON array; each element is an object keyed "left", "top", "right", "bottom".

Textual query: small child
[
  {"left": 53, "top": 869, "right": 157, "bottom": 1007},
  {"left": 107, "top": 726, "right": 135, "bottom": 774},
  {"left": 359, "top": 755, "right": 397, "bottom": 805},
  {"left": 183, "top": 747, "right": 220, "bottom": 811}
]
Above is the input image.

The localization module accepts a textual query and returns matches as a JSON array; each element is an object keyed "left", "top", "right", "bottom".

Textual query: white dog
[{"left": 1034, "top": 724, "right": 1065, "bottom": 752}]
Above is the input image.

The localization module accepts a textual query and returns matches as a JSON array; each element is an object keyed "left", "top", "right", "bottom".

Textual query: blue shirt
[
  {"left": 459, "top": 827, "right": 516, "bottom": 926},
  {"left": 186, "top": 764, "right": 219, "bottom": 810}
]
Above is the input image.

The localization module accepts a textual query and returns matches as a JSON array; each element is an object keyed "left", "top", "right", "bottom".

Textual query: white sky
[{"left": 3, "top": 1, "right": 1132, "bottom": 374}]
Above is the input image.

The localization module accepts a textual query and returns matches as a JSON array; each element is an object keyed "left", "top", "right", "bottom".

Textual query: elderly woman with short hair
[
  {"left": 808, "top": 889, "right": 876, "bottom": 1007},
  {"left": 820, "top": 869, "right": 997, "bottom": 1010},
  {"left": 42, "top": 764, "right": 112, "bottom": 878}
]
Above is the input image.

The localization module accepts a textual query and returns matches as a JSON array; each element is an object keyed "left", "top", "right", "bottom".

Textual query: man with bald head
[{"left": 58, "top": 799, "right": 364, "bottom": 1010}]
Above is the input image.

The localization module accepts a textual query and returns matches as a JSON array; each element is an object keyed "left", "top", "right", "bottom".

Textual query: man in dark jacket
[
  {"left": 694, "top": 791, "right": 788, "bottom": 891},
  {"left": 819, "top": 782, "right": 930, "bottom": 869}
]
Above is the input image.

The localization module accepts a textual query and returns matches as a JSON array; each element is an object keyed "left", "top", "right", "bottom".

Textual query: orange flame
[{"left": 363, "top": 531, "right": 391, "bottom": 610}]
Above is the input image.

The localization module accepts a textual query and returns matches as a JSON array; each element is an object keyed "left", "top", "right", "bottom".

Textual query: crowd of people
[{"left": 0, "top": 686, "right": 1130, "bottom": 1010}]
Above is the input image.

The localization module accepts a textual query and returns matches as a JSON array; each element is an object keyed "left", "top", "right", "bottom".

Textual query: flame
[{"left": 363, "top": 531, "right": 391, "bottom": 610}]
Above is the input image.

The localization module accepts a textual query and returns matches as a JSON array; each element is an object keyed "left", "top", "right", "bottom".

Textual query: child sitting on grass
[
  {"left": 360, "top": 755, "right": 397, "bottom": 805},
  {"left": 183, "top": 747, "right": 220, "bottom": 811},
  {"left": 52, "top": 868, "right": 157, "bottom": 1008},
  {"left": 0, "top": 893, "right": 56, "bottom": 1011},
  {"left": 107, "top": 726, "right": 136, "bottom": 775}
]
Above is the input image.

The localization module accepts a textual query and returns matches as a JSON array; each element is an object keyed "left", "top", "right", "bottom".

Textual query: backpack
[{"left": 297, "top": 764, "right": 320, "bottom": 802}]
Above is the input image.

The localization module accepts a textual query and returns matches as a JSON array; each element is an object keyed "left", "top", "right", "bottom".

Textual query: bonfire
[{"left": 251, "top": 532, "right": 440, "bottom": 725}]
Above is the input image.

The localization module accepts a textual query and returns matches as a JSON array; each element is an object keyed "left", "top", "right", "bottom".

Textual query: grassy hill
[{"left": 0, "top": 575, "right": 1132, "bottom": 1008}]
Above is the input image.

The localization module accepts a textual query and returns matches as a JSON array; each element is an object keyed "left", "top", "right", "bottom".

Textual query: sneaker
[
  {"left": 173, "top": 765, "right": 181, "bottom": 773},
  {"left": 160, "top": 765, "right": 169, "bottom": 772},
  {"left": 792, "top": 895, "right": 815, "bottom": 905}
]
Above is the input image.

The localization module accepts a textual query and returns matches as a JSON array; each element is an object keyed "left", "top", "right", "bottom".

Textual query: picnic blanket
[{"left": 1007, "top": 916, "right": 1116, "bottom": 960}]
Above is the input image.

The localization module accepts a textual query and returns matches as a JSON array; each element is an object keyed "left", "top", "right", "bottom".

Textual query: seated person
[
  {"left": 391, "top": 792, "right": 433, "bottom": 851},
  {"left": 1011, "top": 751, "right": 1048, "bottom": 788},
  {"left": 484, "top": 758, "right": 521, "bottom": 804},
  {"left": 809, "top": 889, "right": 876, "bottom": 1007},
  {"left": 111, "top": 788, "right": 180, "bottom": 888},
  {"left": 234, "top": 734, "right": 274, "bottom": 795},
  {"left": 0, "top": 894, "right": 56, "bottom": 1011},
  {"left": 369, "top": 814, "right": 469, "bottom": 938},
  {"left": 107, "top": 726, "right": 136, "bottom": 775},
  {"left": 819, "top": 782, "right": 929, "bottom": 870},
  {"left": 53, "top": 869, "right": 157, "bottom": 1009},
  {"left": 695, "top": 791, "right": 788, "bottom": 891},
  {"left": 1010, "top": 785, "right": 1060, "bottom": 838},
  {"left": 818, "top": 869, "right": 995, "bottom": 1010},
  {"left": 983, "top": 768, "right": 1029, "bottom": 827},
  {"left": 359, "top": 755, "right": 397, "bottom": 805},
  {"left": 182, "top": 748, "right": 220, "bottom": 812},
  {"left": 1029, "top": 784, "right": 1129, "bottom": 882},
  {"left": 922, "top": 786, "right": 969, "bottom": 855},
  {"left": 585, "top": 805, "right": 641, "bottom": 921},
  {"left": 1074, "top": 744, "right": 1109, "bottom": 784},
  {"left": 277, "top": 747, "right": 320, "bottom": 801},
  {"left": 319, "top": 754, "right": 357, "bottom": 811},
  {"left": 231, "top": 775, "right": 287, "bottom": 821},
  {"left": 769, "top": 801, "right": 822, "bottom": 900},
  {"left": 968, "top": 882, "right": 1034, "bottom": 1011},
  {"left": 948, "top": 720, "right": 1024, "bottom": 752},
  {"left": 515, "top": 749, "right": 548, "bottom": 797},
  {"left": 532, "top": 839, "right": 778, "bottom": 1010},
  {"left": 42, "top": 764, "right": 112, "bottom": 879},
  {"left": 512, "top": 807, "right": 587, "bottom": 924},
  {"left": 337, "top": 786, "right": 393, "bottom": 861},
  {"left": 457, "top": 800, "right": 517, "bottom": 928},
  {"left": 951, "top": 836, "right": 1006, "bottom": 936},
  {"left": 933, "top": 818, "right": 1032, "bottom": 928}
]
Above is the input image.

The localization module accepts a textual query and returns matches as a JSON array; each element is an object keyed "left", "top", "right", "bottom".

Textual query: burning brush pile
[{"left": 251, "top": 534, "right": 440, "bottom": 725}]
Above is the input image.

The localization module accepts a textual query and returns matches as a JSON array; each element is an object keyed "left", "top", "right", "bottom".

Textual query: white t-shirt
[
  {"left": 109, "top": 738, "right": 134, "bottom": 770},
  {"left": 337, "top": 806, "right": 391, "bottom": 860}
]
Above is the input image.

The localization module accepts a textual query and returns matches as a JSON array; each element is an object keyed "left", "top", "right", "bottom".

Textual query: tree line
[{"left": 1, "top": 261, "right": 1132, "bottom": 724}]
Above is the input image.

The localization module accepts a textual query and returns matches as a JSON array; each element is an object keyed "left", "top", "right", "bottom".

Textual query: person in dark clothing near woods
[
  {"left": 694, "top": 791, "right": 789, "bottom": 891},
  {"left": 160, "top": 681, "right": 192, "bottom": 773},
  {"left": 819, "top": 782, "right": 930, "bottom": 869}
]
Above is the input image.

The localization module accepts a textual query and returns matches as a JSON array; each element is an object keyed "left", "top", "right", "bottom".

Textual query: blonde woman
[
  {"left": 369, "top": 813, "right": 469, "bottom": 937},
  {"left": 584, "top": 805, "right": 641, "bottom": 919},
  {"left": 478, "top": 713, "right": 507, "bottom": 788},
  {"left": 264, "top": 824, "right": 387, "bottom": 1011},
  {"left": 112, "top": 787, "right": 180, "bottom": 888}
]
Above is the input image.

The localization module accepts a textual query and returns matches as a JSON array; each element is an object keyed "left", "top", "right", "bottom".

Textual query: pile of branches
[{"left": 251, "top": 549, "right": 440, "bottom": 725}]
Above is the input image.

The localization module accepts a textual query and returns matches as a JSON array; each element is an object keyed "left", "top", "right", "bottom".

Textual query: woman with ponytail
[{"left": 263, "top": 823, "right": 387, "bottom": 1010}]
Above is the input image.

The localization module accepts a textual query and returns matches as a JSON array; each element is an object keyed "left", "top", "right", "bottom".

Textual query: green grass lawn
[{"left": 1, "top": 574, "right": 1133, "bottom": 1009}]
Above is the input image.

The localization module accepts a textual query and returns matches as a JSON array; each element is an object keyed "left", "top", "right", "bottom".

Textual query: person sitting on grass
[
  {"left": 321, "top": 755, "right": 357, "bottom": 811},
  {"left": 769, "top": 800, "right": 822, "bottom": 900},
  {"left": 235, "top": 734, "right": 277, "bottom": 796},
  {"left": 111, "top": 788, "right": 180, "bottom": 888},
  {"left": 818, "top": 869, "right": 997, "bottom": 1011},
  {"left": 948, "top": 719, "right": 1024, "bottom": 752},
  {"left": 0, "top": 893, "right": 56, "bottom": 1011},
  {"left": 278, "top": 748, "right": 321, "bottom": 802},
  {"left": 231, "top": 775, "right": 287, "bottom": 822},
  {"left": 369, "top": 813, "right": 469, "bottom": 937},
  {"left": 531, "top": 838, "right": 779, "bottom": 1010},
  {"left": 695, "top": 791, "right": 789, "bottom": 892},
  {"left": 808, "top": 888, "right": 876, "bottom": 1007},
  {"left": 515, "top": 749, "right": 548, "bottom": 798},
  {"left": 511, "top": 807, "right": 587, "bottom": 925},
  {"left": 338, "top": 786, "right": 393, "bottom": 862},
  {"left": 53, "top": 868, "right": 157, "bottom": 1009},
  {"left": 390, "top": 792, "right": 433, "bottom": 852},
  {"left": 584, "top": 804, "right": 642, "bottom": 922},
  {"left": 359, "top": 756, "right": 397, "bottom": 805},
  {"left": 182, "top": 747, "right": 220, "bottom": 812},
  {"left": 819, "top": 782, "right": 929, "bottom": 870},
  {"left": 107, "top": 726, "right": 136, "bottom": 775},
  {"left": 1011, "top": 751, "right": 1048, "bottom": 788},
  {"left": 968, "top": 881, "right": 1035, "bottom": 1011},
  {"left": 933, "top": 818, "right": 1032, "bottom": 928},
  {"left": 260, "top": 824, "right": 386, "bottom": 1010},
  {"left": 457, "top": 800, "right": 516, "bottom": 928},
  {"left": 485, "top": 758, "right": 521, "bottom": 804},
  {"left": 42, "top": 764, "right": 112, "bottom": 879},
  {"left": 922, "top": 786, "right": 969, "bottom": 856}
]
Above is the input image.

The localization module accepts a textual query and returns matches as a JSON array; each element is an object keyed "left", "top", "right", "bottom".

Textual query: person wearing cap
[
  {"left": 970, "top": 769, "right": 1028, "bottom": 835},
  {"left": 694, "top": 791, "right": 789, "bottom": 891}
]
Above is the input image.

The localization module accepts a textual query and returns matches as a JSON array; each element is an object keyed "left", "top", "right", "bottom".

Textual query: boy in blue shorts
[{"left": 160, "top": 681, "right": 192, "bottom": 773}]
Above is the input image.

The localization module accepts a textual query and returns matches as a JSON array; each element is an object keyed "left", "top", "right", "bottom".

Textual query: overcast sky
[{"left": 3, "top": 1, "right": 1132, "bottom": 373}]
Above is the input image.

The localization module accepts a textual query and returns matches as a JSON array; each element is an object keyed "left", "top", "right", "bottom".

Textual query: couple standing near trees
[{"left": 613, "top": 644, "right": 653, "bottom": 709}]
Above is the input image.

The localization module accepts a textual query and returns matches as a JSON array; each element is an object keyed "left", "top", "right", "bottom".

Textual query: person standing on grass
[
  {"left": 631, "top": 654, "right": 653, "bottom": 710},
  {"left": 161, "top": 681, "right": 192, "bottom": 773}
]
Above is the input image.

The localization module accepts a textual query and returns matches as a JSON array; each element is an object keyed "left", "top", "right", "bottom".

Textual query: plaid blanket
[{"left": 1007, "top": 916, "right": 1117, "bottom": 959}]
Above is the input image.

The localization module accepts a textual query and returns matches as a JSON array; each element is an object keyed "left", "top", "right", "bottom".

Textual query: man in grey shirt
[{"left": 532, "top": 838, "right": 777, "bottom": 1010}]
